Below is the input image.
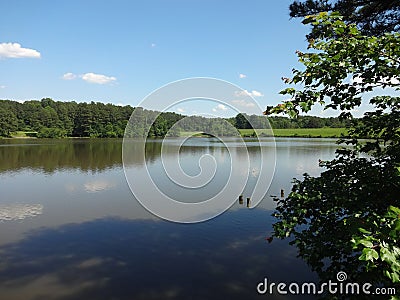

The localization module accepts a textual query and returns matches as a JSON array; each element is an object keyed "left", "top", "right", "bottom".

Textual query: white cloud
[
  {"left": 0, "top": 42, "right": 40, "bottom": 58},
  {"left": 231, "top": 99, "right": 256, "bottom": 108},
  {"left": 80, "top": 72, "right": 117, "bottom": 84},
  {"left": 212, "top": 104, "right": 228, "bottom": 112},
  {"left": 151, "top": 43, "right": 156, "bottom": 48},
  {"left": 62, "top": 72, "right": 117, "bottom": 84},
  {"left": 62, "top": 72, "right": 77, "bottom": 80},
  {"left": 239, "top": 73, "right": 246, "bottom": 79},
  {"left": 0, "top": 85, "right": 6, "bottom": 89},
  {"left": 234, "top": 89, "right": 263, "bottom": 97},
  {"left": 177, "top": 108, "right": 185, "bottom": 113},
  {"left": 251, "top": 90, "right": 263, "bottom": 97}
]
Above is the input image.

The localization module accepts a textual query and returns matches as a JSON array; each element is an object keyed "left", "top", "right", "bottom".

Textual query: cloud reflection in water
[
  {"left": 84, "top": 180, "right": 117, "bottom": 193},
  {"left": 0, "top": 204, "right": 43, "bottom": 221}
]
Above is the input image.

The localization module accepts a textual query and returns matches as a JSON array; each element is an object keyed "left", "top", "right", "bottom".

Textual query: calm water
[{"left": 0, "top": 138, "right": 340, "bottom": 300}]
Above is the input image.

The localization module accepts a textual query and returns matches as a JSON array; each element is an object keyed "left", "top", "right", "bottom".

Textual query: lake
[{"left": 0, "top": 137, "right": 340, "bottom": 299}]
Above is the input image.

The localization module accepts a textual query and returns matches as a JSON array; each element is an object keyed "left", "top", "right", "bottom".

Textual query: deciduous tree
[
  {"left": 289, "top": 0, "right": 400, "bottom": 36},
  {"left": 267, "top": 12, "right": 400, "bottom": 292}
]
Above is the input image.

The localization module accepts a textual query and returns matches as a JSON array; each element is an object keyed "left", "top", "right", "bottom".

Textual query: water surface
[{"left": 0, "top": 138, "right": 340, "bottom": 299}]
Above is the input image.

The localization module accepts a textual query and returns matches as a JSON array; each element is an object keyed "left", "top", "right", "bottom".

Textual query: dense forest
[
  {"left": 0, "top": 98, "right": 133, "bottom": 138},
  {"left": 0, "top": 98, "right": 350, "bottom": 138}
]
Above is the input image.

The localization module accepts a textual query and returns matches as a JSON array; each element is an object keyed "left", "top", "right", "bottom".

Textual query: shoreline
[{"left": 2, "top": 127, "right": 349, "bottom": 140}]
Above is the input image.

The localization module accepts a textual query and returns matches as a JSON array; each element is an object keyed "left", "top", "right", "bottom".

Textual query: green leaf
[
  {"left": 302, "top": 15, "right": 315, "bottom": 25},
  {"left": 391, "top": 272, "right": 400, "bottom": 283},
  {"left": 385, "top": 270, "right": 392, "bottom": 280},
  {"left": 359, "top": 239, "right": 373, "bottom": 248},
  {"left": 335, "top": 27, "right": 344, "bottom": 34},
  {"left": 380, "top": 247, "right": 397, "bottom": 264},
  {"left": 385, "top": 270, "right": 400, "bottom": 283},
  {"left": 389, "top": 206, "right": 400, "bottom": 215},
  {"left": 359, "top": 248, "right": 379, "bottom": 261},
  {"left": 394, "top": 220, "right": 400, "bottom": 231},
  {"left": 349, "top": 26, "right": 358, "bottom": 35},
  {"left": 393, "top": 246, "right": 400, "bottom": 256},
  {"left": 358, "top": 228, "right": 372, "bottom": 234}
]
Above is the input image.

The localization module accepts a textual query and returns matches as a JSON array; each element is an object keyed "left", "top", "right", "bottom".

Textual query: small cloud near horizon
[
  {"left": 0, "top": 85, "right": 6, "bottom": 89},
  {"left": 81, "top": 73, "right": 117, "bottom": 84},
  {"left": 231, "top": 99, "right": 255, "bottom": 108},
  {"left": 62, "top": 72, "right": 117, "bottom": 85},
  {"left": 177, "top": 107, "right": 185, "bottom": 113},
  {"left": 0, "top": 42, "right": 41, "bottom": 58},
  {"left": 212, "top": 104, "right": 228, "bottom": 112},
  {"left": 239, "top": 73, "right": 246, "bottom": 79},
  {"left": 235, "top": 89, "right": 263, "bottom": 97}
]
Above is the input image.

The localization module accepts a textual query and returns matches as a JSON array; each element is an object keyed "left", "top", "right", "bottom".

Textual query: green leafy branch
[{"left": 352, "top": 206, "right": 400, "bottom": 283}]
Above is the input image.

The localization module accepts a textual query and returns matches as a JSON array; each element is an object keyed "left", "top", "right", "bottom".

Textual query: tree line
[
  {"left": 0, "top": 98, "right": 349, "bottom": 138},
  {"left": 0, "top": 98, "right": 134, "bottom": 138},
  {"left": 232, "top": 113, "right": 349, "bottom": 129}
]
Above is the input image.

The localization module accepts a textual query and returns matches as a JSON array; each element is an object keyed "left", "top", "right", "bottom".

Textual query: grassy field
[
  {"left": 239, "top": 128, "right": 348, "bottom": 138},
  {"left": 179, "top": 131, "right": 205, "bottom": 137},
  {"left": 179, "top": 128, "right": 348, "bottom": 138},
  {"left": 6, "top": 129, "right": 347, "bottom": 139}
]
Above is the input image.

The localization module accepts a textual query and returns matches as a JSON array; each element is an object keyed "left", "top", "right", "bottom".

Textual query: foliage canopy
[
  {"left": 267, "top": 12, "right": 400, "bottom": 295},
  {"left": 289, "top": 0, "right": 400, "bottom": 36}
]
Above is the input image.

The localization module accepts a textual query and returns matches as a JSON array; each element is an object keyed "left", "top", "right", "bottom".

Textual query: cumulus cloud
[
  {"left": 251, "top": 90, "right": 263, "bottom": 97},
  {"left": 0, "top": 42, "right": 40, "bottom": 58},
  {"left": 234, "top": 90, "right": 263, "bottom": 97},
  {"left": 212, "top": 104, "right": 228, "bottom": 112},
  {"left": 62, "top": 72, "right": 77, "bottom": 80},
  {"left": 80, "top": 72, "right": 117, "bottom": 84},
  {"left": 239, "top": 73, "right": 247, "bottom": 79},
  {"left": 231, "top": 99, "right": 256, "bottom": 108},
  {"left": 177, "top": 108, "right": 185, "bottom": 113},
  {"left": 62, "top": 72, "right": 117, "bottom": 84}
]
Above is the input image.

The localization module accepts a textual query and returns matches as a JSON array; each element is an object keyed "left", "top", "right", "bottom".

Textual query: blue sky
[{"left": 0, "top": 0, "right": 375, "bottom": 117}]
